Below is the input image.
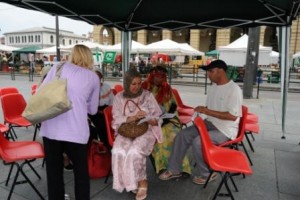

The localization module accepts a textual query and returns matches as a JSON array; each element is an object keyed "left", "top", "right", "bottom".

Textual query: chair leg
[
  {"left": 224, "top": 177, "right": 235, "bottom": 200},
  {"left": 5, "top": 163, "right": 14, "bottom": 186},
  {"left": 203, "top": 171, "right": 214, "bottom": 188},
  {"left": 229, "top": 175, "right": 238, "bottom": 192},
  {"left": 33, "top": 124, "right": 39, "bottom": 141},
  {"left": 42, "top": 158, "right": 46, "bottom": 168},
  {"left": 245, "top": 132, "right": 255, "bottom": 152},
  {"left": 104, "top": 168, "right": 112, "bottom": 183},
  {"left": 4, "top": 129, "right": 15, "bottom": 141},
  {"left": 249, "top": 131, "right": 255, "bottom": 141},
  {"left": 9, "top": 125, "right": 18, "bottom": 140},
  {"left": 26, "top": 160, "right": 41, "bottom": 179},
  {"left": 19, "top": 163, "right": 45, "bottom": 200},
  {"left": 148, "top": 154, "right": 156, "bottom": 173},
  {"left": 7, "top": 163, "right": 20, "bottom": 200},
  {"left": 240, "top": 141, "right": 253, "bottom": 166},
  {"left": 213, "top": 172, "right": 236, "bottom": 200},
  {"left": 212, "top": 173, "right": 227, "bottom": 200}
]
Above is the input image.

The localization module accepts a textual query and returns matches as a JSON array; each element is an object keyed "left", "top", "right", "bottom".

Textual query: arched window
[
  {"left": 50, "top": 35, "right": 54, "bottom": 43},
  {"left": 102, "top": 29, "right": 109, "bottom": 45},
  {"left": 69, "top": 39, "right": 72, "bottom": 45},
  {"left": 62, "top": 39, "right": 65, "bottom": 45}
]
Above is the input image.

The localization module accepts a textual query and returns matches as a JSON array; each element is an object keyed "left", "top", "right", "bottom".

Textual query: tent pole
[
  {"left": 55, "top": 15, "right": 61, "bottom": 62},
  {"left": 121, "top": 31, "right": 132, "bottom": 80},
  {"left": 279, "top": 25, "right": 290, "bottom": 140},
  {"left": 244, "top": 27, "right": 260, "bottom": 99}
]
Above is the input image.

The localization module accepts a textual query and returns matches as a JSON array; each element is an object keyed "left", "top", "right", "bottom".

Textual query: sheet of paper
[
  {"left": 137, "top": 116, "right": 153, "bottom": 125},
  {"left": 160, "top": 113, "right": 176, "bottom": 119},
  {"left": 137, "top": 113, "right": 176, "bottom": 125}
]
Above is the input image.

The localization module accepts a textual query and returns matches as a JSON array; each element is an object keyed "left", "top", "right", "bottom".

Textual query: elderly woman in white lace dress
[{"left": 111, "top": 69, "right": 162, "bottom": 200}]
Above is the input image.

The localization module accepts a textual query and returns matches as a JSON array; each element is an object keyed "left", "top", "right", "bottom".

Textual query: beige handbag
[
  {"left": 118, "top": 100, "right": 148, "bottom": 139},
  {"left": 22, "top": 62, "right": 72, "bottom": 124}
]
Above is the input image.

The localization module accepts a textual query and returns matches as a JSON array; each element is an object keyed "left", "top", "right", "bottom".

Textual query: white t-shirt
[
  {"left": 99, "top": 83, "right": 114, "bottom": 106},
  {"left": 206, "top": 80, "right": 243, "bottom": 139}
]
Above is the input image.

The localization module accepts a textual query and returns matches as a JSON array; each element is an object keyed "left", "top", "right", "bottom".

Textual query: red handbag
[{"left": 88, "top": 141, "right": 111, "bottom": 179}]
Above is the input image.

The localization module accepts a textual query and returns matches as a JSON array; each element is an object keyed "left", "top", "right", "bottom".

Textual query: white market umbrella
[
  {"left": 105, "top": 40, "right": 146, "bottom": 54},
  {"left": 142, "top": 39, "right": 204, "bottom": 55},
  {"left": 36, "top": 45, "right": 69, "bottom": 54},
  {"left": 0, "top": 44, "right": 20, "bottom": 52},
  {"left": 60, "top": 41, "right": 109, "bottom": 52}
]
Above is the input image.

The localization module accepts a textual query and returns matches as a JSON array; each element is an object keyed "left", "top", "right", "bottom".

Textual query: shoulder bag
[
  {"left": 22, "top": 62, "right": 72, "bottom": 124},
  {"left": 117, "top": 99, "right": 149, "bottom": 139}
]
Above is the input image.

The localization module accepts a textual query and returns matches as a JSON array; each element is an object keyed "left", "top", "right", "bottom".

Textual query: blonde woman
[{"left": 40, "top": 45, "right": 100, "bottom": 200}]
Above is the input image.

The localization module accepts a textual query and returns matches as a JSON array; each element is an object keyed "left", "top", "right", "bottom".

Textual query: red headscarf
[{"left": 142, "top": 67, "right": 172, "bottom": 104}]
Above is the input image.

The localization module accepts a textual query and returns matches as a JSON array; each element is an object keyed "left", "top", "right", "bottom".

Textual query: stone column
[
  {"left": 291, "top": 18, "right": 300, "bottom": 55},
  {"left": 162, "top": 30, "right": 172, "bottom": 40},
  {"left": 113, "top": 28, "right": 121, "bottom": 44},
  {"left": 216, "top": 29, "right": 231, "bottom": 47},
  {"left": 259, "top": 26, "right": 267, "bottom": 46},
  {"left": 190, "top": 29, "right": 200, "bottom": 50},
  {"left": 92, "top": 25, "right": 102, "bottom": 43},
  {"left": 137, "top": 30, "right": 147, "bottom": 44}
]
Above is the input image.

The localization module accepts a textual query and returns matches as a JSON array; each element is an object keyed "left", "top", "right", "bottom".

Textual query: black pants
[
  {"left": 88, "top": 105, "right": 109, "bottom": 147},
  {"left": 43, "top": 137, "right": 90, "bottom": 200}
]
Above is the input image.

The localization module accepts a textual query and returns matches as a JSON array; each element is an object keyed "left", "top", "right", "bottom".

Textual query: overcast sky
[{"left": 0, "top": 3, "right": 93, "bottom": 37}]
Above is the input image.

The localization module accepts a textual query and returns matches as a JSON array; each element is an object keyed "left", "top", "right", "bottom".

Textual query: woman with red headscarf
[{"left": 142, "top": 65, "right": 191, "bottom": 175}]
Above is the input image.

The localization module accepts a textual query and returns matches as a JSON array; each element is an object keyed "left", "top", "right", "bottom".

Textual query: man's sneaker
[{"left": 64, "top": 163, "right": 74, "bottom": 171}]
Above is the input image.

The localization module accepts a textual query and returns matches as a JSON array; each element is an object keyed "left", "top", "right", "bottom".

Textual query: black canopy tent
[
  {"left": 2, "top": 0, "right": 298, "bottom": 30},
  {"left": 3, "top": 0, "right": 300, "bottom": 139}
]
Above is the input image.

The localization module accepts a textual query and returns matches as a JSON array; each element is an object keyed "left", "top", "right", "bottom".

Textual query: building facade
[
  {"left": 92, "top": 18, "right": 300, "bottom": 58},
  {"left": 4, "top": 27, "right": 89, "bottom": 48}
]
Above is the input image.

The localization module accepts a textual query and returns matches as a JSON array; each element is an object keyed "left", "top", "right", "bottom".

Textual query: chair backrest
[
  {"left": 114, "top": 84, "right": 124, "bottom": 93},
  {"left": 0, "top": 128, "right": 10, "bottom": 158},
  {"left": 0, "top": 87, "right": 19, "bottom": 96},
  {"left": 111, "top": 88, "right": 117, "bottom": 95},
  {"left": 1, "top": 93, "right": 27, "bottom": 123},
  {"left": 238, "top": 105, "right": 248, "bottom": 140},
  {"left": 103, "top": 106, "right": 115, "bottom": 147},
  {"left": 172, "top": 88, "right": 184, "bottom": 107},
  {"left": 217, "top": 105, "right": 248, "bottom": 147},
  {"left": 31, "top": 84, "right": 38, "bottom": 95},
  {"left": 194, "top": 117, "right": 214, "bottom": 164}
]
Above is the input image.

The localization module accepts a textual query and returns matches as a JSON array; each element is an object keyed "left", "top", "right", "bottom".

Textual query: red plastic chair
[
  {"left": 218, "top": 106, "right": 253, "bottom": 165},
  {"left": 111, "top": 88, "right": 117, "bottom": 95},
  {"left": 0, "top": 87, "right": 19, "bottom": 96},
  {"left": 194, "top": 117, "right": 252, "bottom": 200},
  {"left": 31, "top": 84, "right": 38, "bottom": 95},
  {"left": 0, "top": 128, "right": 45, "bottom": 200},
  {"left": 103, "top": 106, "right": 115, "bottom": 183},
  {"left": 172, "top": 88, "right": 194, "bottom": 116},
  {"left": 179, "top": 115, "right": 193, "bottom": 128},
  {"left": 103, "top": 106, "right": 115, "bottom": 148},
  {"left": 114, "top": 84, "right": 124, "bottom": 93},
  {"left": 1, "top": 93, "right": 38, "bottom": 141},
  {"left": 246, "top": 112, "right": 258, "bottom": 123}
]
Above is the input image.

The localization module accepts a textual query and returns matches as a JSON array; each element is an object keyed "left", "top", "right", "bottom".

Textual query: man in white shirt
[{"left": 159, "top": 60, "right": 243, "bottom": 184}]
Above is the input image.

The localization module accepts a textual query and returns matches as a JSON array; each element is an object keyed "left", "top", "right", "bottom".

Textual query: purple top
[{"left": 40, "top": 62, "right": 100, "bottom": 144}]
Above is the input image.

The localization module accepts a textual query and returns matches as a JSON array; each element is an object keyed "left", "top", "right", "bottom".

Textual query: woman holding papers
[
  {"left": 111, "top": 69, "right": 162, "bottom": 200},
  {"left": 142, "top": 66, "right": 191, "bottom": 175}
]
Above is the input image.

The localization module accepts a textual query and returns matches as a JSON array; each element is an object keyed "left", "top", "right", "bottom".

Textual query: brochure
[{"left": 137, "top": 113, "right": 176, "bottom": 125}]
